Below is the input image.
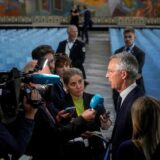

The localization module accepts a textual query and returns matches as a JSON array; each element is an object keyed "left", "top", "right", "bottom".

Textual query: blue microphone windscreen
[
  {"left": 90, "top": 94, "right": 104, "bottom": 109},
  {"left": 31, "top": 74, "right": 60, "bottom": 84}
]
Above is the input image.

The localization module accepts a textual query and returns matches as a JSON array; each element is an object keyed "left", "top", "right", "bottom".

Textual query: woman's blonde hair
[{"left": 131, "top": 96, "right": 160, "bottom": 160}]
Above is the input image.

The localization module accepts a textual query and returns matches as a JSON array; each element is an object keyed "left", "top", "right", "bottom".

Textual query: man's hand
[{"left": 23, "top": 96, "right": 38, "bottom": 120}]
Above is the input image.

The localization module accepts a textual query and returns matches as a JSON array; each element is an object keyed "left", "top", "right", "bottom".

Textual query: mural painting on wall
[
  {"left": 0, "top": 0, "right": 159, "bottom": 17},
  {"left": 42, "top": 0, "right": 49, "bottom": 11},
  {"left": 77, "top": 0, "right": 160, "bottom": 17},
  {"left": 0, "top": 0, "right": 21, "bottom": 16}
]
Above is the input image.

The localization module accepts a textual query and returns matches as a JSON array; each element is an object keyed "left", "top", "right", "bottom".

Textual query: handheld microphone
[
  {"left": 30, "top": 74, "right": 60, "bottom": 84},
  {"left": 90, "top": 94, "right": 104, "bottom": 110}
]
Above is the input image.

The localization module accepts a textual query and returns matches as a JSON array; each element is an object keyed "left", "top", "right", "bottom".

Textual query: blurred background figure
[
  {"left": 81, "top": 5, "right": 92, "bottom": 44},
  {"left": 70, "top": 4, "right": 80, "bottom": 36},
  {"left": 56, "top": 25, "right": 87, "bottom": 81}
]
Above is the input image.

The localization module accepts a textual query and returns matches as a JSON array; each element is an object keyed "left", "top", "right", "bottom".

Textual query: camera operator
[{"left": 0, "top": 89, "right": 38, "bottom": 159}]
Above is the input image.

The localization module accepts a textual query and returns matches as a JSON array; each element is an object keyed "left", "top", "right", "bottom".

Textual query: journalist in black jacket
[
  {"left": 60, "top": 68, "right": 106, "bottom": 160},
  {"left": 0, "top": 92, "right": 38, "bottom": 160}
]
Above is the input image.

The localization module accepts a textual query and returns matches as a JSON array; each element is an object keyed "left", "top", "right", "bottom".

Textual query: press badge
[{"left": 82, "top": 47, "right": 86, "bottom": 52}]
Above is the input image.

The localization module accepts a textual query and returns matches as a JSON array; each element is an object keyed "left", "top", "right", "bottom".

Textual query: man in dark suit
[
  {"left": 56, "top": 25, "right": 86, "bottom": 80},
  {"left": 81, "top": 5, "right": 92, "bottom": 44},
  {"left": 106, "top": 53, "right": 145, "bottom": 160},
  {"left": 113, "top": 27, "right": 145, "bottom": 111}
]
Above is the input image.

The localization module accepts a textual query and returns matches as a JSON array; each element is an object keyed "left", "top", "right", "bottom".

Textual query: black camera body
[
  {"left": 22, "top": 85, "right": 47, "bottom": 108},
  {"left": 0, "top": 64, "right": 60, "bottom": 124},
  {"left": 0, "top": 68, "right": 21, "bottom": 124}
]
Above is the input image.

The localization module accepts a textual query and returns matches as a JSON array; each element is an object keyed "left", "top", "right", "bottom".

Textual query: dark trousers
[{"left": 82, "top": 25, "right": 89, "bottom": 43}]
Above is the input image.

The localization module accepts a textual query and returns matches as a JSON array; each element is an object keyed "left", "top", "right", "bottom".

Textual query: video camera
[{"left": 0, "top": 58, "right": 60, "bottom": 124}]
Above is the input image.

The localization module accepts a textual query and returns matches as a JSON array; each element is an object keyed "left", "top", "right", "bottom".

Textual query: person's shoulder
[
  {"left": 115, "top": 46, "right": 125, "bottom": 54},
  {"left": 119, "top": 139, "right": 133, "bottom": 148},
  {"left": 75, "top": 39, "right": 85, "bottom": 46},
  {"left": 133, "top": 45, "right": 145, "bottom": 55},
  {"left": 117, "top": 140, "right": 146, "bottom": 160},
  {"left": 117, "top": 140, "right": 135, "bottom": 156},
  {"left": 129, "top": 85, "right": 145, "bottom": 98},
  {"left": 61, "top": 39, "right": 67, "bottom": 43}
]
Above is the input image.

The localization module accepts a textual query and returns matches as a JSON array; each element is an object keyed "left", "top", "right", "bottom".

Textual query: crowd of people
[{"left": 0, "top": 22, "right": 160, "bottom": 160}]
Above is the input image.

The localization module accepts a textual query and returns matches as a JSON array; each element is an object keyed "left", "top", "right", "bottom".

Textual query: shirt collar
[
  {"left": 67, "top": 39, "right": 76, "bottom": 43},
  {"left": 120, "top": 82, "right": 137, "bottom": 105},
  {"left": 125, "top": 43, "right": 135, "bottom": 52}
]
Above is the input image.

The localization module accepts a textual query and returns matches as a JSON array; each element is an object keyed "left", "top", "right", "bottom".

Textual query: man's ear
[{"left": 121, "top": 70, "right": 128, "bottom": 80}]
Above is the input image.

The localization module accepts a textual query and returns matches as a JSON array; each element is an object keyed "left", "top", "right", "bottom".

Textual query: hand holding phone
[
  {"left": 64, "top": 106, "right": 75, "bottom": 113},
  {"left": 100, "top": 111, "right": 112, "bottom": 129}
]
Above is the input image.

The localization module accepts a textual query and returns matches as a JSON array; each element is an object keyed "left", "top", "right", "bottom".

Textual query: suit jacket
[
  {"left": 115, "top": 45, "right": 145, "bottom": 74},
  {"left": 56, "top": 39, "right": 85, "bottom": 67},
  {"left": 0, "top": 118, "right": 34, "bottom": 160},
  {"left": 111, "top": 86, "right": 144, "bottom": 160},
  {"left": 56, "top": 39, "right": 86, "bottom": 78}
]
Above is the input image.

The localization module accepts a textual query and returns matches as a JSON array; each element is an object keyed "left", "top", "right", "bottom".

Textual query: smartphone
[{"left": 64, "top": 107, "right": 75, "bottom": 113}]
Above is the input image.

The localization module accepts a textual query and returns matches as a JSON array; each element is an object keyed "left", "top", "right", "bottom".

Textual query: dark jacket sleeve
[
  {"left": 132, "top": 46, "right": 145, "bottom": 74},
  {"left": 70, "top": 40, "right": 85, "bottom": 67},
  {"left": 56, "top": 41, "right": 66, "bottom": 54},
  {"left": 0, "top": 118, "right": 34, "bottom": 159},
  {"left": 56, "top": 116, "right": 88, "bottom": 141}
]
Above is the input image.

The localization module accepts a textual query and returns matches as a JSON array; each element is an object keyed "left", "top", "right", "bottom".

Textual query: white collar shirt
[
  {"left": 65, "top": 39, "right": 75, "bottom": 57},
  {"left": 120, "top": 82, "right": 137, "bottom": 106},
  {"left": 124, "top": 43, "right": 135, "bottom": 53}
]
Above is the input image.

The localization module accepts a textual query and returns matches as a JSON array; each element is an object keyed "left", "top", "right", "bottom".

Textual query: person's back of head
[
  {"left": 32, "top": 45, "right": 55, "bottom": 60},
  {"left": 131, "top": 96, "right": 160, "bottom": 160},
  {"left": 54, "top": 54, "right": 72, "bottom": 76},
  {"left": 55, "top": 54, "right": 71, "bottom": 68}
]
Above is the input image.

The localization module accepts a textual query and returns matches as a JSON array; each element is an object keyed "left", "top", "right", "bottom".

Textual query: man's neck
[
  {"left": 68, "top": 38, "right": 76, "bottom": 42},
  {"left": 119, "top": 80, "right": 136, "bottom": 93}
]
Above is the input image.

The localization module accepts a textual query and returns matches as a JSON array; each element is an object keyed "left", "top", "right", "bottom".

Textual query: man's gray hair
[{"left": 110, "top": 52, "right": 139, "bottom": 80}]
